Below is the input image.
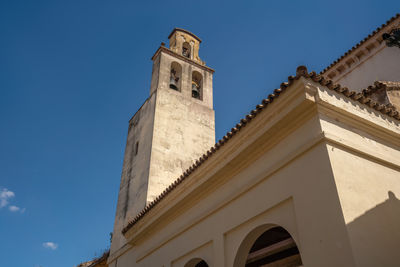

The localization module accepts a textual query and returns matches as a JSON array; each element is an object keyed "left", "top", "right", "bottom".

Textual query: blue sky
[{"left": 0, "top": 1, "right": 398, "bottom": 266}]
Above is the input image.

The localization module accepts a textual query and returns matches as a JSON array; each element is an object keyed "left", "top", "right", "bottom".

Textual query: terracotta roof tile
[
  {"left": 321, "top": 13, "right": 400, "bottom": 75},
  {"left": 363, "top": 81, "right": 400, "bottom": 96},
  {"left": 122, "top": 66, "right": 400, "bottom": 235},
  {"left": 78, "top": 250, "right": 109, "bottom": 267}
]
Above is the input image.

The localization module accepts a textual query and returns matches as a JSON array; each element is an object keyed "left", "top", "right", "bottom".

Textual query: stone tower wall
[
  {"left": 147, "top": 52, "right": 215, "bottom": 202},
  {"left": 110, "top": 30, "right": 215, "bottom": 257},
  {"left": 110, "top": 93, "right": 157, "bottom": 254}
]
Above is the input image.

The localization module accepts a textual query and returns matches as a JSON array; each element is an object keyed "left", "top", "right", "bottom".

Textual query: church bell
[
  {"left": 192, "top": 82, "right": 200, "bottom": 99},
  {"left": 170, "top": 76, "right": 179, "bottom": 90}
]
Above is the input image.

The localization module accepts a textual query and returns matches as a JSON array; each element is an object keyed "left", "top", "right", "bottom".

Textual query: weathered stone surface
[{"left": 110, "top": 29, "right": 215, "bottom": 256}]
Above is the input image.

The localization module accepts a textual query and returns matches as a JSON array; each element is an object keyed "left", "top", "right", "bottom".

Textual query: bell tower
[{"left": 110, "top": 28, "right": 215, "bottom": 256}]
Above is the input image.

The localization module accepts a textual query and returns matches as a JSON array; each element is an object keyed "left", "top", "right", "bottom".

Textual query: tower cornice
[
  {"left": 168, "top": 28, "right": 202, "bottom": 43},
  {"left": 151, "top": 46, "right": 215, "bottom": 74}
]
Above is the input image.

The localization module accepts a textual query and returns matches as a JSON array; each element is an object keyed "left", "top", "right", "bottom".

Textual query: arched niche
[
  {"left": 182, "top": 42, "right": 191, "bottom": 58},
  {"left": 191, "top": 71, "right": 202, "bottom": 100},
  {"left": 170, "top": 62, "right": 182, "bottom": 91},
  {"left": 233, "top": 225, "right": 302, "bottom": 267},
  {"left": 184, "top": 258, "right": 209, "bottom": 267}
]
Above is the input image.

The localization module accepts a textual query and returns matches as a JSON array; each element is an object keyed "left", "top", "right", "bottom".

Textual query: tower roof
[{"left": 168, "top": 28, "right": 202, "bottom": 43}]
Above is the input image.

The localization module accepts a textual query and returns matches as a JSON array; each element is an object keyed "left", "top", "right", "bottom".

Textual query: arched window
[
  {"left": 191, "top": 71, "right": 202, "bottom": 100},
  {"left": 234, "top": 226, "right": 302, "bottom": 267},
  {"left": 184, "top": 258, "right": 209, "bottom": 267},
  {"left": 170, "top": 62, "right": 182, "bottom": 91},
  {"left": 182, "top": 42, "right": 191, "bottom": 58}
]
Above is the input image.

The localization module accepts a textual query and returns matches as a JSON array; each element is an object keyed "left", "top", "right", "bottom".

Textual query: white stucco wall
[{"left": 322, "top": 115, "right": 400, "bottom": 267}]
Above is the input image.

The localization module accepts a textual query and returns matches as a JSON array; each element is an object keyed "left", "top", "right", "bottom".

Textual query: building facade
[{"left": 80, "top": 14, "right": 400, "bottom": 267}]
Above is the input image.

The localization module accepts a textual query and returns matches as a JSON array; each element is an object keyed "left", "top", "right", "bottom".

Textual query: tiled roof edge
[
  {"left": 320, "top": 13, "right": 400, "bottom": 75},
  {"left": 121, "top": 66, "right": 400, "bottom": 235},
  {"left": 363, "top": 81, "right": 400, "bottom": 94},
  {"left": 78, "top": 250, "right": 110, "bottom": 267},
  {"left": 362, "top": 81, "right": 400, "bottom": 111},
  {"left": 362, "top": 81, "right": 387, "bottom": 96}
]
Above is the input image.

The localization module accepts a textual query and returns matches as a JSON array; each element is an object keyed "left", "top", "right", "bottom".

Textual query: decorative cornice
[
  {"left": 321, "top": 13, "right": 400, "bottom": 78},
  {"left": 151, "top": 45, "right": 215, "bottom": 73},
  {"left": 121, "top": 65, "right": 400, "bottom": 235}
]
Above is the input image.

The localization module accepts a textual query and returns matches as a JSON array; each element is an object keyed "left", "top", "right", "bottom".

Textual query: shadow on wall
[{"left": 346, "top": 191, "right": 400, "bottom": 266}]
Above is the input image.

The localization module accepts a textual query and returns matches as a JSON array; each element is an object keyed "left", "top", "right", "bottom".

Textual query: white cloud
[
  {"left": 43, "top": 242, "right": 58, "bottom": 250},
  {"left": 0, "top": 188, "right": 15, "bottom": 208},
  {"left": 0, "top": 187, "right": 25, "bottom": 213},
  {"left": 8, "top": 205, "right": 20, "bottom": 212}
]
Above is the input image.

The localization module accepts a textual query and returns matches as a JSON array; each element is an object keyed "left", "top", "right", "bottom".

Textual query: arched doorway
[
  {"left": 184, "top": 258, "right": 209, "bottom": 267},
  {"left": 234, "top": 225, "right": 302, "bottom": 267}
]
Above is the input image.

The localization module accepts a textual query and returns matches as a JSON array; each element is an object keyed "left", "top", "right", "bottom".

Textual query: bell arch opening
[
  {"left": 169, "top": 62, "right": 182, "bottom": 91},
  {"left": 182, "top": 42, "right": 191, "bottom": 58},
  {"left": 191, "top": 71, "right": 202, "bottom": 100},
  {"left": 184, "top": 258, "right": 209, "bottom": 267},
  {"left": 234, "top": 225, "right": 302, "bottom": 267}
]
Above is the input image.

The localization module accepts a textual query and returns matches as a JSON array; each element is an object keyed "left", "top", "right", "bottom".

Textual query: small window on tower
[
  {"left": 169, "top": 62, "right": 182, "bottom": 91},
  {"left": 191, "top": 71, "right": 202, "bottom": 100},
  {"left": 182, "top": 42, "right": 191, "bottom": 58},
  {"left": 135, "top": 141, "right": 139, "bottom": 155}
]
